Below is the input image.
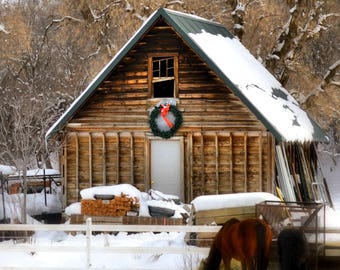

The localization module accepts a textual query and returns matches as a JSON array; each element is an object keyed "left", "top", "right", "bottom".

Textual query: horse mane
[
  {"left": 221, "top": 218, "right": 240, "bottom": 229},
  {"left": 202, "top": 241, "right": 221, "bottom": 270},
  {"left": 204, "top": 218, "right": 272, "bottom": 270},
  {"left": 203, "top": 218, "right": 240, "bottom": 270},
  {"left": 255, "top": 221, "right": 267, "bottom": 270}
]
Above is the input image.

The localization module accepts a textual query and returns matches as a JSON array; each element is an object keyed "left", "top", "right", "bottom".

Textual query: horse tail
[
  {"left": 255, "top": 221, "right": 268, "bottom": 270},
  {"left": 278, "top": 228, "right": 310, "bottom": 270},
  {"left": 203, "top": 241, "right": 222, "bottom": 270}
]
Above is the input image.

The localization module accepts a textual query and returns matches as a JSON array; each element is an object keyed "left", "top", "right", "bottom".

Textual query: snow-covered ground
[
  {"left": 1, "top": 155, "right": 340, "bottom": 269},
  {"left": 0, "top": 230, "right": 197, "bottom": 269},
  {"left": 0, "top": 177, "right": 201, "bottom": 269}
]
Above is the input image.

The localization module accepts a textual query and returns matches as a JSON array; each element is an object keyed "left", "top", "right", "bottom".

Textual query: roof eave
[
  {"left": 160, "top": 11, "right": 288, "bottom": 142},
  {"left": 46, "top": 9, "right": 165, "bottom": 140},
  {"left": 161, "top": 9, "right": 328, "bottom": 143}
]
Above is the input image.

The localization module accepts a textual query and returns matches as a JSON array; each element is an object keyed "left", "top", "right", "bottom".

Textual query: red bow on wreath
[{"left": 160, "top": 103, "right": 174, "bottom": 128}]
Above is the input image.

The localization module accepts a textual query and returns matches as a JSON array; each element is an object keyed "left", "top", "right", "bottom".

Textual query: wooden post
[
  {"left": 63, "top": 135, "right": 68, "bottom": 207},
  {"left": 229, "top": 133, "right": 234, "bottom": 192},
  {"left": 145, "top": 136, "right": 150, "bottom": 191},
  {"left": 215, "top": 133, "right": 219, "bottom": 194},
  {"left": 200, "top": 133, "right": 205, "bottom": 194},
  {"left": 130, "top": 132, "right": 134, "bottom": 184},
  {"left": 86, "top": 217, "right": 92, "bottom": 269},
  {"left": 187, "top": 133, "right": 193, "bottom": 202},
  {"left": 115, "top": 132, "right": 120, "bottom": 183},
  {"left": 75, "top": 133, "right": 79, "bottom": 201},
  {"left": 269, "top": 133, "right": 275, "bottom": 193},
  {"left": 244, "top": 133, "right": 248, "bottom": 192},
  {"left": 258, "top": 133, "right": 263, "bottom": 192},
  {"left": 102, "top": 132, "right": 107, "bottom": 185},
  {"left": 88, "top": 133, "right": 92, "bottom": 187}
]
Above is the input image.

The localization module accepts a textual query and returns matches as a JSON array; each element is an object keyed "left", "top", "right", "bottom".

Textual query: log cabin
[{"left": 46, "top": 8, "right": 328, "bottom": 208}]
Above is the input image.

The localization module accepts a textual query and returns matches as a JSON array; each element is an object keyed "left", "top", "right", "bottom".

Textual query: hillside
[{"left": 0, "top": 0, "right": 339, "bottom": 162}]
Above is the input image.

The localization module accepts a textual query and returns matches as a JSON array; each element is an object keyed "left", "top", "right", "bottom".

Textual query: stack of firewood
[
  {"left": 81, "top": 193, "right": 140, "bottom": 216},
  {"left": 8, "top": 183, "right": 21, "bottom": 194}
]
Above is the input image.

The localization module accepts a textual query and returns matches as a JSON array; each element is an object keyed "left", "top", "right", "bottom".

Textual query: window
[{"left": 149, "top": 55, "right": 178, "bottom": 98}]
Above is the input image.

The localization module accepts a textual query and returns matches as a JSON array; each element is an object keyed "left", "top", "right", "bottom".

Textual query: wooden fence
[
  {"left": 1, "top": 218, "right": 339, "bottom": 270},
  {"left": 0, "top": 218, "right": 221, "bottom": 270}
]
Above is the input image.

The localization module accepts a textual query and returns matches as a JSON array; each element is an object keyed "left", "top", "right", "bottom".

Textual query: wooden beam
[
  {"left": 75, "top": 133, "right": 79, "bottom": 201},
  {"left": 230, "top": 133, "right": 233, "bottom": 192},
  {"left": 179, "top": 136, "right": 185, "bottom": 202},
  {"left": 200, "top": 133, "right": 205, "bottom": 194},
  {"left": 186, "top": 133, "right": 193, "bottom": 202},
  {"left": 144, "top": 136, "right": 150, "bottom": 191},
  {"left": 141, "top": 133, "right": 147, "bottom": 191},
  {"left": 102, "top": 132, "right": 107, "bottom": 185},
  {"left": 258, "top": 133, "right": 263, "bottom": 191},
  {"left": 130, "top": 132, "right": 134, "bottom": 184},
  {"left": 115, "top": 132, "right": 120, "bottom": 183},
  {"left": 63, "top": 135, "right": 68, "bottom": 207},
  {"left": 244, "top": 133, "right": 248, "bottom": 192},
  {"left": 269, "top": 133, "right": 275, "bottom": 193},
  {"left": 147, "top": 57, "right": 152, "bottom": 97},
  {"left": 88, "top": 133, "right": 92, "bottom": 187},
  {"left": 215, "top": 133, "right": 219, "bottom": 194}
]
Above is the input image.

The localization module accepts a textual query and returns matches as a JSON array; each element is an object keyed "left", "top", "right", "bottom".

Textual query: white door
[{"left": 150, "top": 139, "right": 183, "bottom": 201}]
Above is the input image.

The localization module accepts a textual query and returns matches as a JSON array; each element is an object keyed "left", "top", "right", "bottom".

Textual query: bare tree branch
[
  {"left": 322, "top": 59, "right": 340, "bottom": 88},
  {"left": 45, "top": 16, "right": 83, "bottom": 33},
  {"left": 0, "top": 23, "right": 10, "bottom": 34}
]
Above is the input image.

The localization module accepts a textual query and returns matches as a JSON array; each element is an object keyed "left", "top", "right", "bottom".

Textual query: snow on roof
[
  {"left": 191, "top": 192, "right": 280, "bottom": 212},
  {"left": 187, "top": 30, "right": 323, "bottom": 142}
]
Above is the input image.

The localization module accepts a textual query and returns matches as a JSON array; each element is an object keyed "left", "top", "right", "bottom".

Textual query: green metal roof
[{"left": 46, "top": 8, "right": 328, "bottom": 143}]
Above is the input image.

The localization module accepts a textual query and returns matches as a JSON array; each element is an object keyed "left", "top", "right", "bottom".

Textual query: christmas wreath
[{"left": 149, "top": 103, "right": 183, "bottom": 139}]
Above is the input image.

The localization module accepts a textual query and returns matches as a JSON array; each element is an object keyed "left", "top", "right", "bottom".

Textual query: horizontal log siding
[
  {"left": 70, "top": 21, "right": 262, "bottom": 131},
  {"left": 62, "top": 20, "right": 273, "bottom": 205}
]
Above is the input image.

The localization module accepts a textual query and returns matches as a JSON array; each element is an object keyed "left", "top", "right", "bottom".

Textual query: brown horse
[{"left": 203, "top": 218, "right": 272, "bottom": 270}]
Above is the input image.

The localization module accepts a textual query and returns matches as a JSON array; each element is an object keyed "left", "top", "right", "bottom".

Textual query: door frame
[{"left": 146, "top": 136, "right": 184, "bottom": 201}]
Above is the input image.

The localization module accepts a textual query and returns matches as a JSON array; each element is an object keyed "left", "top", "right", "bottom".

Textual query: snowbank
[
  {"left": 191, "top": 192, "right": 280, "bottom": 212},
  {"left": 64, "top": 184, "right": 190, "bottom": 219},
  {"left": 0, "top": 189, "right": 63, "bottom": 221},
  {"left": 0, "top": 164, "right": 16, "bottom": 175},
  {"left": 80, "top": 184, "right": 142, "bottom": 200}
]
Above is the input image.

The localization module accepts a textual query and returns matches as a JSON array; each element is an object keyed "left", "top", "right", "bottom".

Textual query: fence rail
[
  {"left": 0, "top": 218, "right": 220, "bottom": 270},
  {"left": 0, "top": 222, "right": 221, "bottom": 233},
  {"left": 1, "top": 220, "right": 339, "bottom": 270}
]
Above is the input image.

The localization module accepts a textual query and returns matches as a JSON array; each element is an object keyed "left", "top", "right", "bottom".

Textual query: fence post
[{"left": 86, "top": 217, "right": 92, "bottom": 269}]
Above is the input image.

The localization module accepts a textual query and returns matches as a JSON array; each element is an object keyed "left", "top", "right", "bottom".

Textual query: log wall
[
  {"left": 61, "top": 19, "right": 275, "bottom": 206},
  {"left": 62, "top": 130, "right": 274, "bottom": 205}
]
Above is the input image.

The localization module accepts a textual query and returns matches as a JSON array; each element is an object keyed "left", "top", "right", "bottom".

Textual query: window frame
[{"left": 148, "top": 53, "right": 178, "bottom": 98}]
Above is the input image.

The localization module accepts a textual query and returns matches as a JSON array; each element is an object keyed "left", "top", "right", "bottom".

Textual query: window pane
[
  {"left": 152, "top": 56, "right": 175, "bottom": 98},
  {"left": 160, "top": 59, "right": 167, "bottom": 76},
  {"left": 167, "top": 58, "right": 174, "bottom": 77},
  {"left": 153, "top": 61, "right": 160, "bottom": 77},
  {"left": 153, "top": 80, "right": 174, "bottom": 98}
]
